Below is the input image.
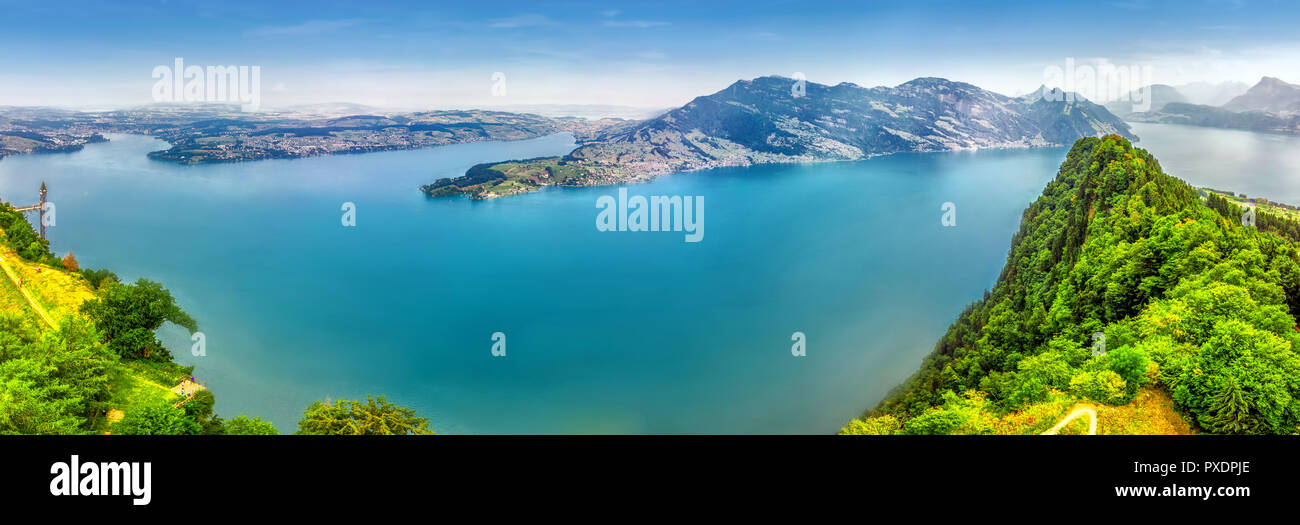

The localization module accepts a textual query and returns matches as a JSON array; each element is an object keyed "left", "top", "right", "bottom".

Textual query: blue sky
[{"left": 0, "top": 0, "right": 1296, "bottom": 109}]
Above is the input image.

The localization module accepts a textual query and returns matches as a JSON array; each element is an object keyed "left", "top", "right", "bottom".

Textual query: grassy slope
[
  {"left": 0, "top": 244, "right": 186, "bottom": 433},
  {"left": 869, "top": 386, "right": 1196, "bottom": 435}
]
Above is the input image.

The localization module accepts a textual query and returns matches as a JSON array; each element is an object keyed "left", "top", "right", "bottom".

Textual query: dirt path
[
  {"left": 1042, "top": 405, "right": 1098, "bottom": 435},
  {"left": 0, "top": 252, "right": 56, "bottom": 329},
  {"left": 170, "top": 379, "right": 207, "bottom": 407}
]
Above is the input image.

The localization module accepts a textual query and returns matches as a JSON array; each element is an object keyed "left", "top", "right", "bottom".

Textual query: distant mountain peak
[
  {"left": 432, "top": 75, "right": 1135, "bottom": 199},
  {"left": 897, "top": 77, "right": 974, "bottom": 90},
  {"left": 1020, "top": 85, "right": 1095, "bottom": 105},
  {"left": 566, "top": 75, "right": 1131, "bottom": 177},
  {"left": 1224, "top": 76, "right": 1300, "bottom": 113}
]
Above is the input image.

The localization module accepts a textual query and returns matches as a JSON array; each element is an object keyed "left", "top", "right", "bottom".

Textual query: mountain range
[
  {"left": 1126, "top": 77, "right": 1300, "bottom": 134},
  {"left": 1223, "top": 77, "right": 1300, "bottom": 113},
  {"left": 424, "top": 76, "right": 1133, "bottom": 199},
  {"left": 0, "top": 105, "right": 623, "bottom": 163}
]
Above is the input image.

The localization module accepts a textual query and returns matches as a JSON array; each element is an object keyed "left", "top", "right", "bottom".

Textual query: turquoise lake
[{"left": 0, "top": 122, "right": 1292, "bottom": 433}]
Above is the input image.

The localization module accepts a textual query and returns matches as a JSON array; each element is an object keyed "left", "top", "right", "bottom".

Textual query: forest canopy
[{"left": 853, "top": 135, "right": 1300, "bottom": 435}]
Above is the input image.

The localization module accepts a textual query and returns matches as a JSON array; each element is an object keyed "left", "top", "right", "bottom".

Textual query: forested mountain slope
[{"left": 849, "top": 135, "right": 1300, "bottom": 435}]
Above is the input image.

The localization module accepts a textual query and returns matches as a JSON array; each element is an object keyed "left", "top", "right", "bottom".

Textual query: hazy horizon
[
  {"left": 1, "top": 0, "right": 1298, "bottom": 109},
  {"left": 0, "top": 75, "right": 1280, "bottom": 116}
]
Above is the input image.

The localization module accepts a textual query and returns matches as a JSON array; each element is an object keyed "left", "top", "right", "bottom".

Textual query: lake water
[
  {"left": 0, "top": 122, "right": 1285, "bottom": 434},
  {"left": 1128, "top": 122, "right": 1300, "bottom": 202}
]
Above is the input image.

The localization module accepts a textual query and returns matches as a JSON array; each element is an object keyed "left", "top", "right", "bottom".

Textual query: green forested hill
[{"left": 851, "top": 135, "right": 1300, "bottom": 435}]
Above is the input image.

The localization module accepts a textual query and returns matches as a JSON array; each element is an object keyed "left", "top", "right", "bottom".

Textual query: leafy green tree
[
  {"left": 296, "top": 396, "right": 434, "bottom": 435},
  {"left": 1103, "top": 345, "right": 1149, "bottom": 400},
  {"left": 114, "top": 399, "right": 201, "bottom": 435},
  {"left": 900, "top": 391, "right": 990, "bottom": 435},
  {"left": 839, "top": 415, "right": 900, "bottom": 435},
  {"left": 1069, "top": 370, "right": 1127, "bottom": 405},
  {"left": 0, "top": 312, "right": 40, "bottom": 362},
  {"left": 1202, "top": 381, "right": 1256, "bottom": 434},
  {"left": 0, "top": 315, "right": 116, "bottom": 433},
  {"left": 181, "top": 390, "right": 225, "bottom": 435},
  {"left": 79, "top": 278, "right": 197, "bottom": 360},
  {"left": 34, "top": 317, "right": 117, "bottom": 420},
  {"left": 226, "top": 415, "right": 279, "bottom": 435},
  {"left": 1003, "top": 350, "right": 1072, "bottom": 408},
  {"left": 0, "top": 204, "right": 51, "bottom": 261},
  {"left": 1174, "top": 320, "right": 1300, "bottom": 434},
  {"left": 80, "top": 268, "right": 119, "bottom": 289},
  {"left": 0, "top": 358, "right": 83, "bottom": 434}
]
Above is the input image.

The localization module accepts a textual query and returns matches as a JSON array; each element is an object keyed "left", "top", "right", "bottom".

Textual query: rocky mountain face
[
  {"left": 424, "top": 76, "right": 1135, "bottom": 199},
  {"left": 565, "top": 76, "right": 1133, "bottom": 178},
  {"left": 1223, "top": 77, "right": 1300, "bottom": 113}
]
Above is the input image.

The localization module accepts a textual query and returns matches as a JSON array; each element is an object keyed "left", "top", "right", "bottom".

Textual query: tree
[
  {"left": 1069, "top": 369, "right": 1126, "bottom": 405},
  {"left": 1175, "top": 320, "right": 1300, "bottom": 434},
  {"left": 1103, "top": 345, "right": 1149, "bottom": 400},
  {"left": 0, "top": 204, "right": 51, "bottom": 262},
  {"left": 0, "top": 358, "right": 84, "bottom": 434},
  {"left": 61, "top": 252, "right": 79, "bottom": 272},
  {"left": 80, "top": 268, "right": 119, "bottom": 289},
  {"left": 839, "top": 415, "right": 900, "bottom": 435},
  {"left": 296, "top": 396, "right": 434, "bottom": 435},
  {"left": 181, "top": 390, "right": 225, "bottom": 435},
  {"left": 1201, "top": 381, "right": 1256, "bottom": 434},
  {"left": 1004, "top": 350, "right": 1072, "bottom": 408},
  {"left": 79, "top": 278, "right": 197, "bottom": 360},
  {"left": 226, "top": 415, "right": 279, "bottom": 435},
  {"left": 900, "top": 391, "right": 991, "bottom": 435},
  {"left": 34, "top": 317, "right": 117, "bottom": 420},
  {"left": 0, "top": 316, "right": 115, "bottom": 433},
  {"left": 114, "top": 399, "right": 201, "bottom": 435}
]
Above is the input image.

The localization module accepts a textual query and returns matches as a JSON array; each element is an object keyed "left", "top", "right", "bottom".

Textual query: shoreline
[{"left": 422, "top": 138, "right": 1079, "bottom": 200}]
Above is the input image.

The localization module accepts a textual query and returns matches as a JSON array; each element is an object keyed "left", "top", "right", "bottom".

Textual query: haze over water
[
  {"left": 1130, "top": 122, "right": 1300, "bottom": 203},
  {"left": 2, "top": 123, "right": 1285, "bottom": 433}
]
